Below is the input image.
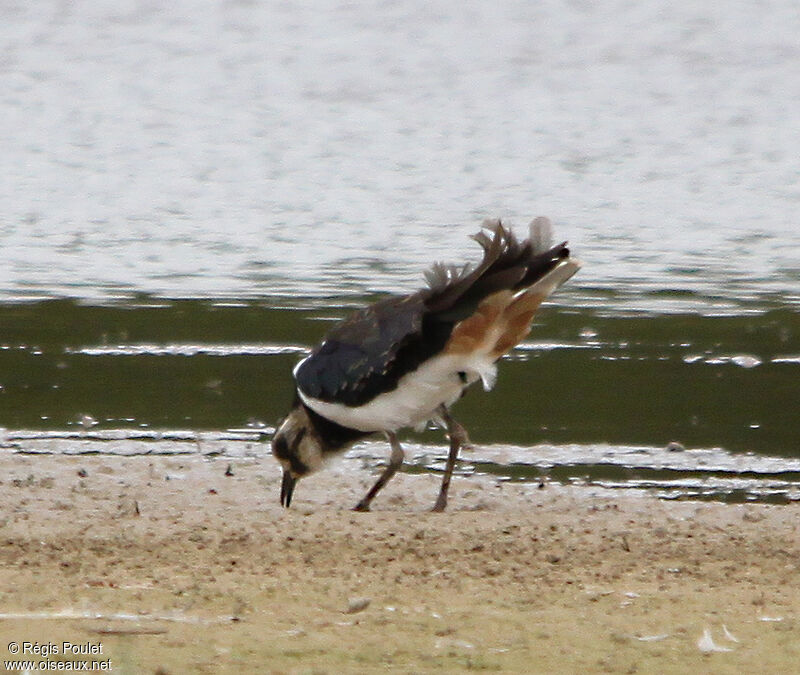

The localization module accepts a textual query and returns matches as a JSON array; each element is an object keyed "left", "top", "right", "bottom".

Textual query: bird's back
[{"left": 294, "top": 218, "right": 579, "bottom": 409}]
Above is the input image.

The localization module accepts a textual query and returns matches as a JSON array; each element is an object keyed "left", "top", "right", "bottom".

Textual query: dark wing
[
  {"left": 295, "top": 218, "right": 572, "bottom": 407},
  {"left": 294, "top": 292, "right": 448, "bottom": 407}
]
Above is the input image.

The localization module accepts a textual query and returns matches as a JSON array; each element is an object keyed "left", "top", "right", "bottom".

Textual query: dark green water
[
  {"left": 0, "top": 298, "right": 796, "bottom": 448},
  {"left": 1, "top": 297, "right": 798, "bottom": 502}
]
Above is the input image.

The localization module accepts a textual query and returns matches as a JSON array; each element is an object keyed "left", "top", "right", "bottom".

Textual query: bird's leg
[
  {"left": 431, "top": 405, "right": 470, "bottom": 512},
  {"left": 353, "top": 431, "right": 405, "bottom": 512}
]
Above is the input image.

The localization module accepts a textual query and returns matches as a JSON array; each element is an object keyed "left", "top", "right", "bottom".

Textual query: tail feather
[
  {"left": 523, "top": 257, "right": 581, "bottom": 297},
  {"left": 436, "top": 216, "right": 580, "bottom": 359},
  {"left": 426, "top": 217, "right": 576, "bottom": 320},
  {"left": 492, "top": 305, "right": 542, "bottom": 355},
  {"left": 506, "top": 288, "right": 547, "bottom": 317}
]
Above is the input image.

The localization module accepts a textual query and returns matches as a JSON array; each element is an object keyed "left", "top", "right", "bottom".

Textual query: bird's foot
[{"left": 352, "top": 501, "right": 371, "bottom": 512}]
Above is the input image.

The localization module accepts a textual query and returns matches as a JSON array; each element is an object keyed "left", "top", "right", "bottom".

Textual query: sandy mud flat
[{"left": 0, "top": 449, "right": 798, "bottom": 673}]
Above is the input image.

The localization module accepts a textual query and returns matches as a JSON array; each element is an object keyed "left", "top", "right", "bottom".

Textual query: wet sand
[{"left": 0, "top": 450, "right": 798, "bottom": 674}]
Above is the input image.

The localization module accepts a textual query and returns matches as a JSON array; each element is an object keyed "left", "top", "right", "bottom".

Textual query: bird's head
[{"left": 271, "top": 404, "right": 324, "bottom": 507}]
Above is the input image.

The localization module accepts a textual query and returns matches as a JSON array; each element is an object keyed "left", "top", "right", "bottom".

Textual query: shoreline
[{"left": 0, "top": 451, "right": 798, "bottom": 673}]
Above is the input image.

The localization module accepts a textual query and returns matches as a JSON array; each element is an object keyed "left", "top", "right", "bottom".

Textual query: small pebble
[{"left": 345, "top": 597, "right": 371, "bottom": 614}]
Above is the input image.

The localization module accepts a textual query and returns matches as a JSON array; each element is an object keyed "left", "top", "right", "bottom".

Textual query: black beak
[{"left": 280, "top": 471, "right": 297, "bottom": 508}]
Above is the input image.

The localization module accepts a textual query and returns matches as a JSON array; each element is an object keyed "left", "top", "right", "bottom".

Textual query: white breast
[{"left": 297, "top": 352, "right": 497, "bottom": 432}]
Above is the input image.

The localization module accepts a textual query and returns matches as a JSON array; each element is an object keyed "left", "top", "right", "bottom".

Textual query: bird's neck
[{"left": 301, "top": 402, "right": 372, "bottom": 452}]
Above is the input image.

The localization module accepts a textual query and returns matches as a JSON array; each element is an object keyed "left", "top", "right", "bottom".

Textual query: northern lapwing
[{"left": 272, "top": 217, "right": 580, "bottom": 511}]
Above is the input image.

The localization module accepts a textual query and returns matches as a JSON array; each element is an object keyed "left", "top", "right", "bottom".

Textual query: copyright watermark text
[{"left": 5, "top": 641, "right": 111, "bottom": 671}]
